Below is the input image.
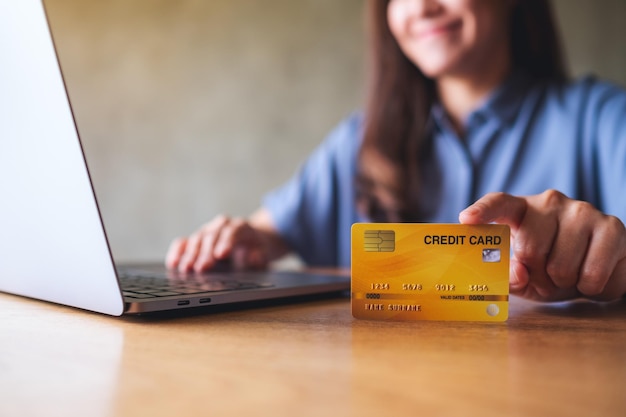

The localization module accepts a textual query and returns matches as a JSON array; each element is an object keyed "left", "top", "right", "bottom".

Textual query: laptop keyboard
[{"left": 118, "top": 269, "right": 274, "bottom": 299}]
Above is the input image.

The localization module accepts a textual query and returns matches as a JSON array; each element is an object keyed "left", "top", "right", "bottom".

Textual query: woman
[{"left": 166, "top": 0, "right": 626, "bottom": 302}]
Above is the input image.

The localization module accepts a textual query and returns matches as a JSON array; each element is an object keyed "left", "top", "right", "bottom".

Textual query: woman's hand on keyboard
[{"left": 165, "top": 208, "right": 289, "bottom": 273}]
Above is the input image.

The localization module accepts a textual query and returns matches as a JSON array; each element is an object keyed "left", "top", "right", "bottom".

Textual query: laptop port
[
  {"left": 177, "top": 300, "right": 190, "bottom": 306},
  {"left": 199, "top": 298, "right": 212, "bottom": 304}
]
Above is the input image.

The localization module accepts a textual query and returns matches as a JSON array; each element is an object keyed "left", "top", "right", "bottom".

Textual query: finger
[
  {"left": 178, "top": 232, "right": 203, "bottom": 272},
  {"left": 213, "top": 218, "right": 252, "bottom": 258},
  {"left": 215, "top": 219, "right": 268, "bottom": 270},
  {"left": 459, "top": 192, "right": 527, "bottom": 227},
  {"left": 509, "top": 256, "right": 582, "bottom": 302},
  {"left": 545, "top": 201, "right": 595, "bottom": 289},
  {"left": 509, "top": 257, "right": 529, "bottom": 294},
  {"left": 232, "top": 246, "right": 268, "bottom": 271},
  {"left": 577, "top": 215, "right": 626, "bottom": 296},
  {"left": 193, "top": 216, "right": 231, "bottom": 272},
  {"left": 591, "top": 258, "right": 626, "bottom": 301},
  {"left": 193, "top": 230, "right": 223, "bottom": 272},
  {"left": 512, "top": 192, "right": 561, "bottom": 298},
  {"left": 461, "top": 192, "right": 550, "bottom": 297},
  {"left": 165, "top": 237, "right": 187, "bottom": 269},
  {"left": 508, "top": 256, "right": 547, "bottom": 300}
]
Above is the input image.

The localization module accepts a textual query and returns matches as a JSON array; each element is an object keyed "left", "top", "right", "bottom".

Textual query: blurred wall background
[{"left": 44, "top": 0, "right": 626, "bottom": 263}]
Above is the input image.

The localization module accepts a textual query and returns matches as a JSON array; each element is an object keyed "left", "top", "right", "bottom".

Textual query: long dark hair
[{"left": 357, "top": 0, "right": 568, "bottom": 222}]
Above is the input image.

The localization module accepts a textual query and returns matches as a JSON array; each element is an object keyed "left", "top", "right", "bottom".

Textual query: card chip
[{"left": 364, "top": 230, "right": 395, "bottom": 252}]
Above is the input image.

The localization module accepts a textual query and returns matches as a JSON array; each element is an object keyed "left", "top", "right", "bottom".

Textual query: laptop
[{"left": 0, "top": 0, "right": 350, "bottom": 316}]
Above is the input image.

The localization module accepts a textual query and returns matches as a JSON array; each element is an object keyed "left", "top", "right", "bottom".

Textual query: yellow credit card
[{"left": 351, "top": 223, "right": 510, "bottom": 322}]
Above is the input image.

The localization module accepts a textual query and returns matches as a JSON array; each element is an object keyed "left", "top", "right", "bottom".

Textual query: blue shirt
[{"left": 263, "top": 73, "right": 626, "bottom": 267}]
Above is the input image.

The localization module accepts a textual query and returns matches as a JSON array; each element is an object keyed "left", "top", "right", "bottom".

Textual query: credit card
[{"left": 351, "top": 223, "right": 510, "bottom": 322}]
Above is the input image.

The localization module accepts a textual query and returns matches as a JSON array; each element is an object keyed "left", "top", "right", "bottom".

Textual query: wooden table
[{"left": 1, "top": 291, "right": 624, "bottom": 417}]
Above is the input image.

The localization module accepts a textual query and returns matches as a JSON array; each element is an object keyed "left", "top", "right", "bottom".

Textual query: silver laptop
[{"left": 0, "top": 0, "right": 350, "bottom": 316}]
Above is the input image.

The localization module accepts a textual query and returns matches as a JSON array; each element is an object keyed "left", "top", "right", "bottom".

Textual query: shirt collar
[{"left": 430, "top": 70, "right": 535, "bottom": 134}]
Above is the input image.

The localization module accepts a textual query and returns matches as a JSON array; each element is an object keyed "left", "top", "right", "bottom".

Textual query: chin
[
  {"left": 416, "top": 62, "right": 457, "bottom": 80},
  {"left": 401, "top": 46, "right": 462, "bottom": 78},
  {"left": 412, "top": 53, "right": 466, "bottom": 80}
]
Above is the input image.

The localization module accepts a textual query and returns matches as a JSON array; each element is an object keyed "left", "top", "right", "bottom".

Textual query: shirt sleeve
[{"left": 262, "top": 113, "right": 362, "bottom": 266}]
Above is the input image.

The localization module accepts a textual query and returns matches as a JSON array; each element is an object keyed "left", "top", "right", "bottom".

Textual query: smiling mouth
[{"left": 416, "top": 19, "right": 463, "bottom": 39}]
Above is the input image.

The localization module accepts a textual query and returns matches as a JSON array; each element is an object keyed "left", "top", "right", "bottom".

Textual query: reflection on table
[{"left": 1, "top": 292, "right": 624, "bottom": 417}]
